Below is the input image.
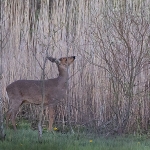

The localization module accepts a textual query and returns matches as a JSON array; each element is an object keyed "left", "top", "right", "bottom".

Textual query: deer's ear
[{"left": 47, "top": 57, "right": 56, "bottom": 63}]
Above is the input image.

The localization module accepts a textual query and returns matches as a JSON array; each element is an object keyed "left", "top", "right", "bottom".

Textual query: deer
[{"left": 6, "top": 56, "right": 75, "bottom": 131}]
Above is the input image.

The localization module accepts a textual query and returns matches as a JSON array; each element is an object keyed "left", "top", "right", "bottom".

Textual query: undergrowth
[{"left": 1, "top": 122, "right": 150, "bottom": 150}]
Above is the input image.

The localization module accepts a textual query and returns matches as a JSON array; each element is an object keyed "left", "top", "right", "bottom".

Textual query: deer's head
[{"left": 47, "top": 56, "right": 75, "bottom": 70}]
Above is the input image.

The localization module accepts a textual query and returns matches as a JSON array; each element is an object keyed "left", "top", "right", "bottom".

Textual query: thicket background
[{"left": 0, "top": 0, "right": 150, "bottom": 135}]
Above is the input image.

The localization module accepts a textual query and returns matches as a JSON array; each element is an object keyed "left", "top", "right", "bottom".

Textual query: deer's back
[{"left": 6, "top": 79, "right": 67, "bottom": 105}]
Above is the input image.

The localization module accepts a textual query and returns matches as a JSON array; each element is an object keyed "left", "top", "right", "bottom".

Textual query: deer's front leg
[{"left": 48, "top": 106, "right": 55, "bottom": 131}]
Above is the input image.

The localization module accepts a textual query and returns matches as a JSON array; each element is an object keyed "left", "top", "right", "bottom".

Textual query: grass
[{"left": 1, "top": 124, "right": 150, "bottom": 150}]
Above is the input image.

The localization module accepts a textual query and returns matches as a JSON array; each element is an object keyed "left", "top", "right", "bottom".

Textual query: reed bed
[{"left": 1, "top": 0, "right": 150, "bottom": 134}]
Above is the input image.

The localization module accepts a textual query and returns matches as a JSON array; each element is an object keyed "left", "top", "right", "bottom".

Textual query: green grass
[{"left": 1, "top": 128, "right": 150, "bottom": 150}]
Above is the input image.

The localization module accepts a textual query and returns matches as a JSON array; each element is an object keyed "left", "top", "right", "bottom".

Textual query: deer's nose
[{"left": 73, "top": 56, "right": 76, "bottom": 59}]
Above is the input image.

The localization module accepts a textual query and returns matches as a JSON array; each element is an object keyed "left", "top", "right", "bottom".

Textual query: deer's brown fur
[{"left": 6, "top": 56, "right": 75, "bottom": 130}]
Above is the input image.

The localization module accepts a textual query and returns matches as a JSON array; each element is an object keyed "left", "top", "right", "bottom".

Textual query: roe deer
[{"left": 6, "top": 56, "right": 75, "bottom": 131}]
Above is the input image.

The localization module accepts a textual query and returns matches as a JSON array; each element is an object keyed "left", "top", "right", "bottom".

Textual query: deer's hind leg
[{"left": 6, "top": 99, "right": 22, "bottom": 130}]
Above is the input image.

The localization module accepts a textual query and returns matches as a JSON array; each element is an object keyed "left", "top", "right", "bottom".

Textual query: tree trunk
[
  {"left": 0, "top": 0, "right": 5, "bottom": 140},
  {"left": 0, "top": 72, "right": 5, "bottom": 141},
  {"left": 38, "top": 57, "right": 47, "bottom": 142}
]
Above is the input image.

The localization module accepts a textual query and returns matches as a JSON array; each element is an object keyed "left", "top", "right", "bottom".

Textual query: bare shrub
[{"left": 85, "top": 8, "right": 150, "bottom": 134}]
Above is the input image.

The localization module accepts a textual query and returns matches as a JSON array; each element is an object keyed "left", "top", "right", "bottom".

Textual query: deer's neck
[
  {"left": 58, "top": 68, "right": 68, "bottom": 78},
  {"left": 57, "top": 68, "right": 68, "bottom": 85}
]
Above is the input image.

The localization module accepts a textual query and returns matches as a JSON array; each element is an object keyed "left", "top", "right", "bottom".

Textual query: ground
[{"left": 1, "top": 125, "right": 150, "bottom": 150}]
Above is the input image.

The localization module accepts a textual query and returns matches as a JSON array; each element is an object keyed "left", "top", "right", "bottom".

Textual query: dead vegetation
[{"left": 0, "top": 0, "right": 150, "bottom": 135}]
